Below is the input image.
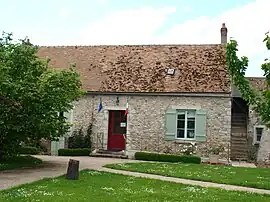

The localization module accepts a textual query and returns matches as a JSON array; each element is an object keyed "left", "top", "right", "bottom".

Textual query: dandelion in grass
[
  {"left": 52, "top": 179, "right": 59, "bottom": 183},
  {"left": 184, "top": 186, "right": 207, "bottom": 194},
  {"left": 143, "top": 187, "right": 155, "bottom": 194},
  {"left": 86, "top": 171, "right": 102, "bottom": 175},
  {"left": 101, "top": 187, "right": 115, "bottom": 191},
  {"left": 36, "top": 185, "right": 48, "bottom": 189}
]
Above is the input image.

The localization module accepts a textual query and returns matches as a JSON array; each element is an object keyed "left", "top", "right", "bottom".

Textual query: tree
[
  {"left": 226, "top": 32, "right": 270, "bottom": 163},
  {"left": 0, "top": 32, "right": 84, "bottom": 160}
]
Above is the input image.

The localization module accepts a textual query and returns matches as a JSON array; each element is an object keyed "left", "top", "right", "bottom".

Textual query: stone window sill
[{"left": 174, "top": 139, "right": 196, "bottom": 144}]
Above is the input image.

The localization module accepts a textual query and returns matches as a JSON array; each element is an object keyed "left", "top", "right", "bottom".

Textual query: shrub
[
  {"left": 58, "top": 148, "right": 91, "bottom": 156},
  {"left": 134, "top": 152, "right": 201, "bottom": 164},
  {"left": 68, "top": 125, "right": 92, "bottom": 149},
  {"left": 0, "top": 155, "right": 42, "bottom": 171},
  {"left": 18, "top": 146, "right": 40, "bottom": 155}
]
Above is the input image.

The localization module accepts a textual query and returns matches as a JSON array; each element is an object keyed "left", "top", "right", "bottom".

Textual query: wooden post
[{"left": 66, "top": 159, "right": 79, "bottom": 180}]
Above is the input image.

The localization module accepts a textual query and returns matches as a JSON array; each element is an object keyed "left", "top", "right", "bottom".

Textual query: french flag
[
  {"left": 98, "top": 98, "right": 103, "bottom": 113},
  {"left": 124, "top": 101, "right": 128, "bottom": 116}
]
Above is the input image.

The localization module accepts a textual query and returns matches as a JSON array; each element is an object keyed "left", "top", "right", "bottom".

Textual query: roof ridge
[{"left": 37, "top": 44, "right": 222, "bottom": 48}]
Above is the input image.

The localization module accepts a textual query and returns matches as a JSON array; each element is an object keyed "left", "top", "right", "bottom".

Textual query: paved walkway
[
  {"left": 0, "top": 155, "right": 134, "bottom": 190},
  {"left": 0, "top": 155, "right": 269, "bottom": 195}
]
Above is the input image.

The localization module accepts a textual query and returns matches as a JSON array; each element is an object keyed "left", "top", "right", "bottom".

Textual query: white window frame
[
  {"left": 253, "top": 125, "right": 266, "bottom": 144},
  {"left": 175, "top": 110, "right": 196, "bottom": 140}
]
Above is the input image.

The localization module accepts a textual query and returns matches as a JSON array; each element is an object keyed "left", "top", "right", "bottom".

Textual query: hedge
[
  {"left": 18, "top": 146, "right": 40, "bottom": 155},
  {"left": 0, "top": 155, "right": 42, "bottom": 171},
  {"left": 134, "top": 152, "right": 201, "bottom": 164},
  {"left": 58, "top": 148, "right": 91, "bottom": 156}
]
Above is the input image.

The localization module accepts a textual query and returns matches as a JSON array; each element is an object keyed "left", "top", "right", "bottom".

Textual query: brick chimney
[{"left": 220, "top": 23, "right": 227, "bottom": 44}]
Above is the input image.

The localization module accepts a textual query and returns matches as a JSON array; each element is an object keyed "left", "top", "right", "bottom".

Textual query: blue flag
[{"left": 98, "top": 98, "right": 103, "bottom": 113}]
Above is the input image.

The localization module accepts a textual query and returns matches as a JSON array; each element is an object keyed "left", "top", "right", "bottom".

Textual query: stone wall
[
  {"left": 257, "top": 128, "right": 270, "bottom": 167},
  {"left": 248, "top": 109, "right": 262, "bottom": 142},
  {"left": 247, "top": 109, "right": 261, "bottom": 161},
  {"left": 72, "top": 94, "right": 231, "bottom": 158}
]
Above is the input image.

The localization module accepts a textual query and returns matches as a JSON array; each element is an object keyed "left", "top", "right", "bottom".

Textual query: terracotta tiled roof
[
  {"left": 247, "top": 77, "right": 267, "bottom": 91},
  {"left": 37, "top": 44, "right": 230, "bottom": 93}
]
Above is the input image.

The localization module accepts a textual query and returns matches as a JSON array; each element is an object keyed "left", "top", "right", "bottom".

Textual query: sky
[{"left": 0, "top": 0, "right": 269, "bottom": 76}]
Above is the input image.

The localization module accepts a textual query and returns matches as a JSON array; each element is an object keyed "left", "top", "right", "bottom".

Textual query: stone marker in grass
[{"left": 66, "top": 159, "right": 79, "bottom": 180}]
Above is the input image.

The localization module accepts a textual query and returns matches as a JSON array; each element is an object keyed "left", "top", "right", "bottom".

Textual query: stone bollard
[{"left": 66, "top": 159, "right": 80, "bottom": 180}]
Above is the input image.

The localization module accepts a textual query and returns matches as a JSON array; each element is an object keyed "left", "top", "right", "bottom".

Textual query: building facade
[{"left": 37, "top": 23, "right": 267, "bottom": 160}]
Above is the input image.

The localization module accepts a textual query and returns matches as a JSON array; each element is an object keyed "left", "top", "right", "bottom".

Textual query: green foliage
[
  {"left": 68, "top": 128, "right": 85, "bottom": 148},
  {"left": 58, "top": 148, "right": 91, "bottom": 156},
  {"left": 226, "top": 32, "right": 270, "bottom": 127},
  {"left": 18, "top": 146, "right": 40, "bottom": 155},
  {"left": 0, "top": 155, "right": 42, "bottom": 171},
  {"left": 0, "top": 32, "right": 84, "bottom": 159},
  {"left": 68, "top": 123, "right": 93, "bottom": 149},
  {"left": 134, "top": 152, "right": 201, "bottom": 164},
  {"left": 85, "top": 123, "right": 93, "bottom": 149}
]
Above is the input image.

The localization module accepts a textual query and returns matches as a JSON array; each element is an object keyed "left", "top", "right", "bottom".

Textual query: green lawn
[
  {"left": 0, "top": 170, "right": 269, "bottom": 202},
  {"left": 0, "top": 156, "right": 42, "bottom": 171},
  {"left": 105, "top": 162, "right": 270, "bottom": 190}
]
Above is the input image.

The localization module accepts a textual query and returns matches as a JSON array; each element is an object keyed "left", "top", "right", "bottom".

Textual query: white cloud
[
  {"left": 95, "top": 0, "right": 108, "bottom": 5},
  {"left": 80, "top": 6, "right": 176, "bottom": 45},
  {"left": 59, "top": 8, "right": 72, "bottom": 19},
  {"left": 182, "top": 5, "right": 192, "bottom": 12},
  {"left": 79, "top": 0, "right": 270, "bottom": 76}
]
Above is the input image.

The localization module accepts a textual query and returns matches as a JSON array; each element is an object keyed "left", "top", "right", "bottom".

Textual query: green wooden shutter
[
  {"left": 165, "top": 109, "right": 177, "bottom": 141},
  {"left": 195, "top": 109, "right": 207, "bottom": 142}
]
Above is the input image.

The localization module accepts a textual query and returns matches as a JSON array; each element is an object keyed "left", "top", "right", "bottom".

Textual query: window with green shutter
[
  {"left": 176, "top": 110, "right": 196, "bottom": 140},
  {"left": 195, "top": 109, "right": 207, "bottom": 142},
  {"left": 165, "top": 108, "right": 207, "bottom": 142},
  {"left": 165, "top": 109, "right": 177, "bottom": 140}
]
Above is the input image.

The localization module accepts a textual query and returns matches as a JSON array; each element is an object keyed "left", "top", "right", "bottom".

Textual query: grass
[
  {"left": 0, "top": 155, "right": 42, "bottom": 171},
  {"left": 0, "top": 170, "right": 269, "bottom": 202},
  {"left": 105, "top": 162, "right": 270, "bottom": 190}
]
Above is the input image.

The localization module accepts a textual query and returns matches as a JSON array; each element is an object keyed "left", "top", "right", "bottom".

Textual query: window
[
  {"left": 254, "top": 126, "right": 265, "bottom": 144},
  {"left": 112, "top": 111, "right": 127, "bottom": 134},
  {"left": 176, "top": 110, "right": 196, "bottom": 139},
  {"left": 256, "top": 128, "right": 263, "bottom": 141}
]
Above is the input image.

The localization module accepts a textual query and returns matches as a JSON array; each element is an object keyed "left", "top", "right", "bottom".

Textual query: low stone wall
[{"left": 256, "top": 160, "right": 270, "bottom": 168}]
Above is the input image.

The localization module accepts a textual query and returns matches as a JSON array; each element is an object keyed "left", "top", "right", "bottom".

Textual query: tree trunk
[
  {"left": 257, "top": 128, "right": 270, "bottom": 167},
  {"left": 66, "top": 159, "right": 80, "bottom": 180}
]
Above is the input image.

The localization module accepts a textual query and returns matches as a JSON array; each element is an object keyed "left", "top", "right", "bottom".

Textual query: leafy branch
[{"left": 226, "top": 33, "right": 270, "bottom": 127}]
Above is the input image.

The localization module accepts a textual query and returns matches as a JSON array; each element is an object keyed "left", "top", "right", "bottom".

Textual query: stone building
[{"left": 37, "top": 23, "right": 267, "bottom": 160}]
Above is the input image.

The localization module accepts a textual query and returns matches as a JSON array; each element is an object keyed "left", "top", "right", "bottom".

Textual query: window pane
[
  {"left": 113, "top": 111, "right": 121, "bottom": 134},
  {"left": 187, "top": 120, "right": 195, "bottom": 129},
  {"left": 177, "top": 129, "right": 185, "bottom": 138},
  {"left": 177, "top": 114, "right": 185, "bottom": 120},
  {"left": 120, "top": 126, "right": 127, "bottom": 134},
  {"left": 256, "top": 127, "right": 263, "bottom": 142},
  {"left": 187, "top": 130, "right": 195, "bottom": 139},
  {"left": 256, "top": 128, "right": 263, "bottom": 135},
  {"left": 187, "top": 111, "right": 195, "bottom": 118},
  {"left": 177, "top": 120, "right": 185, "bottom": 128}
]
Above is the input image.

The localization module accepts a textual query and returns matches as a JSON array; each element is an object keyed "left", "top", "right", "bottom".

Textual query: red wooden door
[{"left": 107, "top": 110, "right": 127, "bottom": 151}]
